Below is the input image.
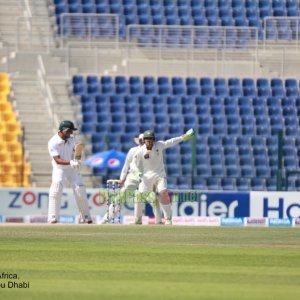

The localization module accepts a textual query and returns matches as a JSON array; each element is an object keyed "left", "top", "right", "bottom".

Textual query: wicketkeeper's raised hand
[
  {"left": 70, "top": 159, "right": 82, "bottom": 171},
  {"left": 182, "top": 128, "right": 195, "bottom": 141}
]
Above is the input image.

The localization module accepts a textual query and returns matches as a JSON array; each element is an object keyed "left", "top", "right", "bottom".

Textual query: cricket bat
[{"left": 74, "top": 144, "right": 84, "bottom": 160}]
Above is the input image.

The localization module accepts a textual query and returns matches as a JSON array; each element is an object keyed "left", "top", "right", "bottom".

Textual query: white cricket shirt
[
  {"left": 134, "top": 136, "right": 183, "bottom": 179},
  {"left": 48, "top": 133, "right": 76, "bottom": 169},
  {"left": 120, "top": 145, "right": 141, "bottom": 181}
]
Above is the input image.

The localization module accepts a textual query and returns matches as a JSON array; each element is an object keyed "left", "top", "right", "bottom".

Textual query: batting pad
[
  {"left": 151, "top": 198, "right": 162, "bottom": 224},
  {"left": 73, "top": 186, "right": 92, "bottom": 222},
  {"left": 48, "top": 182, "right": 63, "bottom": 222},
  {"left": 161, "top": 203, "right": 172, "bottom": 220},
  {"left": 134, "top": 202, "right": 145, "bottom": 220}
]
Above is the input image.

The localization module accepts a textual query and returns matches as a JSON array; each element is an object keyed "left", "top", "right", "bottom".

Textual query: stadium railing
[{"left": 264, "top": 17, "right": 300, "bottom": 50}]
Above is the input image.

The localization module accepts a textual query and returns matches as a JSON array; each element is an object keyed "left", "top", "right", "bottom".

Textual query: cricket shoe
[
  {"left": 49, "top": 217, "right": 57, "bottom": 224},
  {"left": 82, "top": 215, "right": 93, "bottom": 224},
  {"left": 165, "top": 218, "right": 172, "bottom": 225},
  {"left": 85, "top": 218, "right": 93, "bottom": 224},
  {"left": 100, "top": 218, "right": 110, "bottom": 225},
  {"left": 134, "top": 217, "right": 142, "bottom": 225}
]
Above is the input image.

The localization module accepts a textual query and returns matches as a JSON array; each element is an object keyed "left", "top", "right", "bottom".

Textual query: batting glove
[
  {"left": 70, "top": 159, "right": 81, "bottom": 171},
  {"left": 182, "top": 128, "right": 195, "bottom": 141}
]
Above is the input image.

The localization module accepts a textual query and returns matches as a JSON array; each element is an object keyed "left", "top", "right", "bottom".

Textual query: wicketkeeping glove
[
  {"left": 182, "top": 128, "right": 195, "bottom": 141},
  {"left": 132, "top": 169, "right": 143, "bottom": 182}
]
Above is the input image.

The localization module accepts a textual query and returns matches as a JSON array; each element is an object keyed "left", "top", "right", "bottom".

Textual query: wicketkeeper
[
  {"left": 47, "top": 120, "right": 92, "bottom": 224},
  {"left": 134, "top": 128, "right": 195, "bottom": 225},
  {"left": 102, "top": 134, "right": 163, "bottom": 224}
]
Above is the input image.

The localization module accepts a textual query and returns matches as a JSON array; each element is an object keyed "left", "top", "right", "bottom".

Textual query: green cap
[{"left": 143, "top": 130, "right": 155, "bottom": 140}]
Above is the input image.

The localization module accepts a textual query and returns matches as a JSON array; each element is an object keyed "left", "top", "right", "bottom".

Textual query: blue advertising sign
[
  {"left": 221, "top": 217, "right": 244, "bottom": 226},
  {"left": 268, "top": 218, "right": 293, "bottom": 227},
  {"left": 250, "top": 192, "right": 300, "bottom": 218},
  {"left": 59, "top": 215, "right": 76, "bottom": 224},
  {"left": 172, "top": 192, "right": 250, "bottom": 217}
]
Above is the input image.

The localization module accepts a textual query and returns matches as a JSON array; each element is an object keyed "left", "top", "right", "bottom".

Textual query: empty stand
[
  {"left": 52, "top": 0, "right": 300, "bottom": 42},
  {"left": 73, "top": 74, "right": 300, "bottom": 190},
  {"left": 0, "top": 73, "right": 31, "bottom": 187}
]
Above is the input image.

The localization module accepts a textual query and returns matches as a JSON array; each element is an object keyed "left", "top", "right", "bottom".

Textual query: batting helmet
[
  {"left": 58, "top": 120, "right": 78, "bottom": 131},
  {"left": 143, "top": 130, "right": 155, "bottom": 140}
]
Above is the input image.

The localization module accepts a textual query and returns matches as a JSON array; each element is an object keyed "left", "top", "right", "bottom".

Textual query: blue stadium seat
[
  {"left": 73, "top": 74, "right": 85, "bottom": 85},
  {"left": 197, "top": 154, "right": 209, "bottom": 168},
  {"left": 207, "top": 177, "right": 220, "bottom": 190},
  {"left": 81, "top": 101, "right": 95, "bottom": 114},
  {"left": 236, "top": 178, "right": 250, "bottom": 191},
  {"left": 295, "top": 179, "right": 300, "bottom": 191},
  {"left": 222, "top": 136, "right": 236, "bottom": 147},
  {"left": 87, "top": 84, "right": 101, "bottom": 96},
  {"left": 250, "top": 178, "right": 265, "bottom": 191},
  {"left": 227, "top": 124, "right": 240, "bottom": 135},
  {"left": 86, "top": 75, "right": 98, "bottom": 85},
  {"left": 192, "top": 178, "right": 207, "bottom": 190},
  {"left": 237, "top": 136, "right": 251, "bottom": 146},
  {"left": 221, "top": 178, "right": 236, "bottom": 190},
  {"left": 101, "top": 76, "right": 113, "bottom": 85},
  {"left": 256, "top": 125, "right": 269, "bottom": 137},
  {"left": 254, "top": 106, "right": 267, "bottom": 117},
  {"left": 81, "top": 122, "right": 94, "bottom": 134},
  {"left": 177, "top": 177, "right": 191, "bottom": 189},
  {"left": 224, "top": 155, "right": 237, "bottom": 167},
  {"left": 286, "top": 125, "right": 298, "bottom": 136},
  {"left": 167, "top": 164, "right": 181, "bottom": 177},
  {"left": 167, "top": 177, "right": 178, "bottom": 189},
  {"left": 225, "top": 103, "right": 238, "bottom": 116},
  {"left": 95, "top": 122, "right": 110, "bottom": 133},
  {"left": 185, "top": 77, "right": 197, "bottom": 87},
  {"left": 240, "top": 166, "right": 254, "bottom": 178},
  {"left": 256, "top": 166, "right": 269, "bottom": 178},
  {"left": 197, "top": 167, "right": 210, "bottom": 177},
  {"left": 226, "top": 166, "right": 239, "bottom": 178}
]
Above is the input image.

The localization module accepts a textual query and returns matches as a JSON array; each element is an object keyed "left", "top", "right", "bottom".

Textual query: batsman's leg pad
[
  {"left": 73, "top": 185, "right": 92, "bottom": 222},
  {"left": 48, "top": 182, "right": 63, "bottom": 222},
  {"left": 151, "top": 197, "right": 162, "bottom": 224},
  {"left": 134, "top": 202, "right": 145, "bottom": 220},
  {"left": 159, "top": 190, "right": 172, "bottom": 221},
  {"left": 161, "top": 204, "right": 172, "bottom": 221}
]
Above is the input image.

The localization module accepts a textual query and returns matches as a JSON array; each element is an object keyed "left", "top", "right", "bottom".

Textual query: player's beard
[{"left": 145, "top": 140, "right": 154, "bottom": 150}]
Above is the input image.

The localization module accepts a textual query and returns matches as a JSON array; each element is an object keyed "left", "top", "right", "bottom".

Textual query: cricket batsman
[
  {"left": 134, "top": 128, "right": 195, "bottom": 225},
  {"left": 47, "top": 120, "right": 92, "bottom": 224}
]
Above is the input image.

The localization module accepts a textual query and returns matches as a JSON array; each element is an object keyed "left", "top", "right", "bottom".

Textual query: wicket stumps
[{"left": 106, "top": 179, "right": 121, "bottom": 224}]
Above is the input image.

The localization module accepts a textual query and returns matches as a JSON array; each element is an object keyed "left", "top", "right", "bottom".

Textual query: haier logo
[
  {"left": 174, "top": 192, "right": 250, "bottom": 217},
  {"left": 250, "top": 192, "right": 300, "bottom": 218},
  {"left": 263, "top": 198, "right": 300, "bottom": 218}
]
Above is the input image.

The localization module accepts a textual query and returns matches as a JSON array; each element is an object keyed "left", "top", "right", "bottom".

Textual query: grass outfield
[{"left": 0, "top": 225, "right": 300, "bottom": 300}]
